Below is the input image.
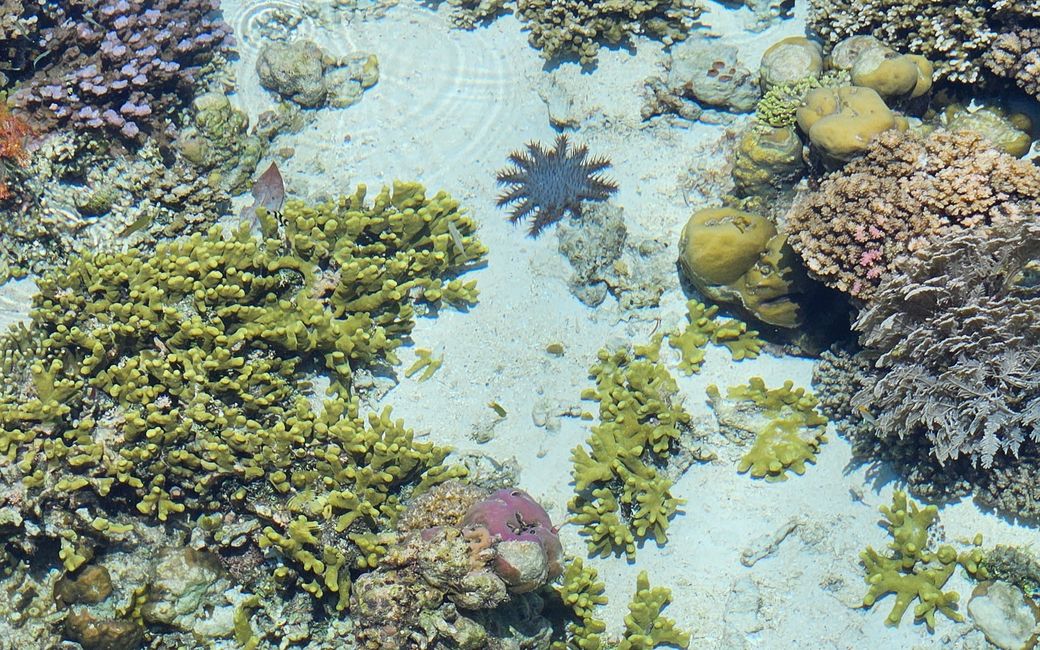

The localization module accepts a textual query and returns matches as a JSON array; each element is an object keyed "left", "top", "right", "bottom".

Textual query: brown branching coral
[
  {"left": 851, "top": 217, "right": 1040, "bottom": 469},
  {"left": 807, "top": 0, "right": 1040, "bottom": 84},
  {"left": 785, "top": 129, "right": 1040, "bottom": 299},
  {"left": 515, "top": 0, "right": 702, "bottom": 66},
  {"left": 984, "top": 28, "right": 1040, "bottom": 100}
]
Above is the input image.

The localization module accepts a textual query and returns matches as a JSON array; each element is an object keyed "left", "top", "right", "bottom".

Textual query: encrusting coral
[
  {"left": 785, "top": 129, "right": 1040, "bottom": 300},
  {"left": 860, "top": 491, "right": 986, "bottom": 630},
  {"left": 0, "top": 179, "right": 486, "bottom": 615},
  {"left": 851, "top": 217, "right": 1040, "bottom": 469}
]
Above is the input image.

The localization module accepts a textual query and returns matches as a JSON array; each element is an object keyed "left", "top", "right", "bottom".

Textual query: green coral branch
[
  {"left": 860, "top": 491, "right": 988, "bottom": 631},
  {"left": 570, "top": 340, "right": 692, "bottom": 560},
  {"left": 667, "top": 300, "right": 764, "bottom": 373},
  {"left": 0, "top": 180, "right": 484, "bottom": 611},
  {"left": 707, "top": 377, "right": 828, "bottom": 481}
]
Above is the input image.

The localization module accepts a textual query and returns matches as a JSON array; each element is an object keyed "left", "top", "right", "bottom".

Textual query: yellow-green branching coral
[
  {"left": 570, "top": 341, "right": 692, "bottom": 559},
  {"left": 0, "top": 180, "right": 483, "bottom": 610},
  {"left": 618, "top": 571, "right": 690, "bottom": 650},
  {"left": 707, "top": 377, "right": 828, "bottom": 481},
  {"left": 860, "top": 491, "right": 988, "bottom": 631}
]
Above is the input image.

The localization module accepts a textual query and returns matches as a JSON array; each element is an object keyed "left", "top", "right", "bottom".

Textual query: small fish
[
  {"left": 856, "top": 405, "right": 877, "bottom": 426},
  {"left": 239, "top": 162, "right": 285, "bottom": 232}
]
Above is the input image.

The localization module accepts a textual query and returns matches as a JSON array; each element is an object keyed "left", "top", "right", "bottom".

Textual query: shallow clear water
[{"left": 1, "top": 1, "right": 1039, "bottom": 649}]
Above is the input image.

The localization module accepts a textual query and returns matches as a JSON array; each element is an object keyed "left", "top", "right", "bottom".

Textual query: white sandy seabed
[{"left": 1, "top": 0, "right": 1036, "bottom": 648}]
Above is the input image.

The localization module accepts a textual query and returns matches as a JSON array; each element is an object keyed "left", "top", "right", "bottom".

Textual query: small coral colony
[{"left": 0, "top": 0, "right": 1038, "bottom": 648}]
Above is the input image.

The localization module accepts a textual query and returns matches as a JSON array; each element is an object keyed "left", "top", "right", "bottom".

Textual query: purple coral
[
  {"left": 13, "top": 0, "right": 233, "bottom": 139},
  {"left": 462, "top": 488, "right": 563, "bottom": 591}
]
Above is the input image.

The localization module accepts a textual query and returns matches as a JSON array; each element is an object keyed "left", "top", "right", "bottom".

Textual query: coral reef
[
  {"left": 785, "top": 129, "right": 1040, "bottom": 300},
  {"left": 496, "top": 135, "right": 617, "bottom": 237},
  {"left": 852, "top": 217, "right": 1040, "bottom": 469},
  {"left": 569, "top": 337, "right": 691, "bottom": 559},
  {"left": 807, "top": 0, "right": 1040, "bottom": 85},
  {"left": 514, "top": 0, "right": 702, "bottom": 66},
  {"left": 984, "top": 28, "right": 1040, "bottom": 100},
  {"left": 0, "top": 131, "right": 233, "bottom": 284},
  {"left": 707, "top": 377, "right": 828, "bottom": 481},
  {"left": 0, "top": 179, "right": 486, "bottom": 623},
  {"left": 860, "top": 491, "right": 986, "bottom": 630},
  {"left": 12, "top": 0, "right": 233, "bottom": 139},
  {"left": 679, "top": 207, "right": 809, "bottom": 328}
]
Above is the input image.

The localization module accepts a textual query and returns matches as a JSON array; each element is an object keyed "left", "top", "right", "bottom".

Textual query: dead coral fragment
[{"left": 496, "top": 135, "right": 617, "bottom": 237}]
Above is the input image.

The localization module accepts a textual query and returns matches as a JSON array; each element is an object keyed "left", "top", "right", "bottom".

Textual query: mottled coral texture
[
  {"left": 515, "top": 0, "right": 701, "bottom": 65},
  {"left": 13, "top": 0, "right": 231, "bottom": 138},
  {"left": 852, "top": 218, "right": 1040, "bottom": 469},
  {"left": 807, "top": 0, "right": 1040, "bottom": 84},
  {"left": 984, "top": 28, "right": 1040, "bottom": 100},
  {"left": 786, "top": 129, "right": 1040, "bottom": 299}
]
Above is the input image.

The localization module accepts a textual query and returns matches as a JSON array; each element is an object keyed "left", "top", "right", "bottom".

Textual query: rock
[
  {"left": 141, "top": 548, "right": 236, "bottom": 638},
  {"left": 257, "top": 40, "right": 379, "bottom": 109},
  {"left": 257, "top": 40, "right": 329, "bottom": 107},
  {"left": 668, "top": 37, "right": 759, "bottom": 113},
  {"left": 65, "top": 610, "right": 143, "bottom": 650},
  {"left": 968, "top": 581, "right": 1040, "bottom": 650},
  {"left": 54, "top": 566, "right": 113, "bottom": 605},
  {"left": 759, "top": 37, "right": 823, "bottom": 91}
]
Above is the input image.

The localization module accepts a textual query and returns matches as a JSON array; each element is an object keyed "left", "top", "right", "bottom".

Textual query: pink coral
[{"left": 785, "top": 129, "right": 1040, "bottom": 300}]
